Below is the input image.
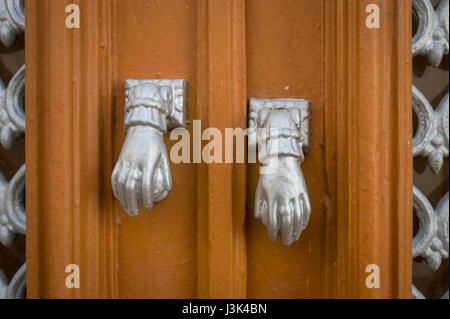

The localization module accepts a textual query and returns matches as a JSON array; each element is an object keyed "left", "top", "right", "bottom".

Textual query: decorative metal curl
[
  {"left": 0, "top": 164, "right": 25, "bottom": 247},
  {"left": 0, "top": 263, "right": 26, "bottom": 299},
  {"left": 0, "top": 65, "right": 25, "bottom": 149},
  {"left": 413, "top": 0, "right": 449, "bottom": 67},
  {"left": 413, "top": 187, "right": 448, "bottom": 271},
  {"left": 413, "top": 86, "right": 449, "bottom": 173}
]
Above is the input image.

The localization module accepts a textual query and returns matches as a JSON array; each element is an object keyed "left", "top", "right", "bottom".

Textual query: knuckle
[
  {"left": 118, "top": 173, "right": 127, "bottom": 185},
  {"left": 126, "top": 183, "right": 134, "bottom": 194},
  {"left": 144, "top": 202, "right": 153, "bottom": 211},
  {"left": 142, "top": 177, "right": 150, "bottom": 189},
  {"left": 280, "top": 206, "right": 290, "bottom": 217}
]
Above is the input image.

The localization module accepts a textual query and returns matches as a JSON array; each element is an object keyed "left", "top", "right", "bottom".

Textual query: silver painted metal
[
  {"left": 0, "top": 0, "right": 25, "bottom": 301},
  {"left": 412, "top": 284, "right": 426, "bottom": 299},
  {"left": 112, "top": 79, "right": 187, "bottom": 216},
  {"left": 0, "top": 164, "right": 26, "bottom": 247},
  {"left": 413, "top": 186, "right": 448, "bottom": 271},
  {"left": 0, "top": 65, "right": 25, "bottom": 149},
  {"left": 435, "top": 192, "right": 449, "bottom": 259},
  {"left": 0, "top": 0, "right": 24, "bottom": 48},
  {"left": 413, "top": 86, "right": 449, "bottom": 173},
  {"left": 249, "top": 98, "right": 311, "bottom": 246},
  {"left": 412, "top": 287, "right": 450, "bottom": 299},
  {"left": 0, "top": 263, "right": 26, "bottom": 299},
  {"left": 413, "top": 0, "right": 449, "bottom": 67},
  {"left": 412, "top": 0, "right": 449, "bottom": 298}
]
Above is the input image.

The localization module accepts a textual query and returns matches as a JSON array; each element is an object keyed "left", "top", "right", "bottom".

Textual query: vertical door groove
[{"left": 196, "top": 0, "right": 247, "bottom": 299}]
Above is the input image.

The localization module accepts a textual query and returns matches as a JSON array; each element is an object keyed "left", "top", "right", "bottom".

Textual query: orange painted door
[{"left": 26, "top": 0, "right": 412, "bottom": 299}]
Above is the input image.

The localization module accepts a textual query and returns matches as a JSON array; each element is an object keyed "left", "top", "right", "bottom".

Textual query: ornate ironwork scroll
[
  {"left": 0, "top": 0, "right": 25, "bottom": 300},
  {"left": 412, "top": 0, "right": 449, "bottom": 299}
]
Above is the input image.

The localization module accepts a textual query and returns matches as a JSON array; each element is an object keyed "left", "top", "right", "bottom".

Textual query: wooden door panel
[
  {"left": 246, "top": 0, "right": 327, "bottom": 298},
  {"left": 114, "top": 0, "right": 198, "bottom": 299}
]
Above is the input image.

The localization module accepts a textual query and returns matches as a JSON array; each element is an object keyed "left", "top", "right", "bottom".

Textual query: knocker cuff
[
  {"left": 257, "top": 128, "right": 305, "bottom": 161},
  {"left": 124, "top": 106, "right": 168, "bottom": 133},
  {"left": 123, "top": 79, "right": 187, "bottom": 133}
]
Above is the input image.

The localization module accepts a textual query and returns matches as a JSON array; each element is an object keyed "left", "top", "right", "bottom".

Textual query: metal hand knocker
[
  {"left": 112, "top": 79, "right": 187, "bottom": 216},
  {"left": 249, "top": 98, "right": 311, "bottom": 245}
]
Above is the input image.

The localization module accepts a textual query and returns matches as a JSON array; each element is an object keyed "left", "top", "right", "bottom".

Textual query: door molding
[{"left": 323, "top": 0, "right": 413, "bottom": 298}]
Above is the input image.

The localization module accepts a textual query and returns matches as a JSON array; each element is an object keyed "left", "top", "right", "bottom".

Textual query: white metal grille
[
  {"left": 412, "top": 0, "right": 449, "bottom": 299},
  {"left": 0, "top": 0, "right": 25, "bottom": 300}
]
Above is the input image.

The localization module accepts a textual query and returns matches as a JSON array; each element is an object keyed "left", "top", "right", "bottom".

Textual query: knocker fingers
[
  {"left": 152, "top": 168, "right": 166, "bottom": 202},
  {"left": 142, "top": 163, "right": 156, "bottom": 211},
  {"left": 117, "top": 164, "right": 130, "bottom": 212},
  {"left": 267, "top": 200, "right": 279, "bottom": 242},
  {"left": 161, "top": 149, "right": 173, "bottom": 192},
  {"left": 125, "top": 169, "right": 141, "bottom": 217},
  {"left": 148, "top": 156, "right": 169, "bottom": 203},
  {"left": 111, "top": 162, "right": 121, "bottom": 199},
  {"left": 279, "top": 200, "right": 293, "bottom": 245},
  {"left": 153, "top": 153, "right": 172, "bottom": 202},
  {"left": 291, "top": 197, "right": 302, "bottom": 242},
  {"left": 254, "top": 187, "right": 265, "bottom": 220},
  {"left": 300, "top": 193, "right": 311, "bottom": 231}
]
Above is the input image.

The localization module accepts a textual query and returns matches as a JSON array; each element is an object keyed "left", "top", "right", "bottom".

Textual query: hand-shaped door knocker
[
  {"left": 249, "top": 98, "right": 311, "bottom": 245},
  {"left": 112, "top": 79, "right": 187, "bottom": 216}
]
